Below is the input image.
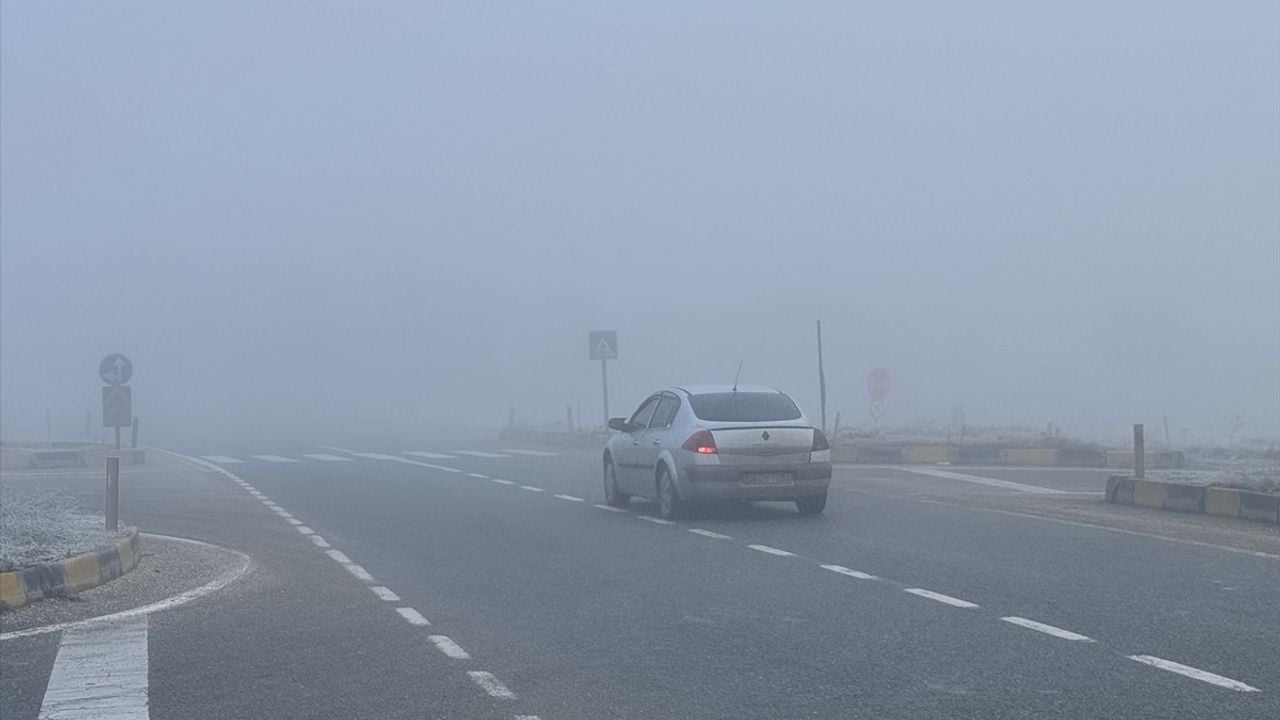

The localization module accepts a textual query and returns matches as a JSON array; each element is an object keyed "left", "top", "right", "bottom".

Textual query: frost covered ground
[{"left": 0, "top": 482, "right": 115, "bottom": 571}]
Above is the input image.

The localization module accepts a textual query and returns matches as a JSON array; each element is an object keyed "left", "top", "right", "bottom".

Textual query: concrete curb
[
  {"left": 0, "top": 527, "right": 141, "bottom": 610},
  {"left": 1105, "top": 476, "right": 1280, "bottom": 525}
]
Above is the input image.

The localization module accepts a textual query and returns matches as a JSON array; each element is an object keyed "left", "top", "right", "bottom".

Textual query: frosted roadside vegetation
[{"left": 0, "top": 484, "right": 115, "bottom": 571}]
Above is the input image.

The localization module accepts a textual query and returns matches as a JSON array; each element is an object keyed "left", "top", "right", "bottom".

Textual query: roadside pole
[
  {"left": 600, "top": 358, "right": 609, "bottom": 428},
  {"left": 589, "top": 331, "right": 619, "bottom": 428},
  {"left": 106, "top": 456, "right": 120, "bottom": 532},
  {"left": 816, "top": 320, "right": 827, "bottom": 433},
  {"left": 1134, "top": 424, "right": 1145, "bottom": 479},
  {"left": 131, "top": 417, "right": 140, "bottom": 449}
]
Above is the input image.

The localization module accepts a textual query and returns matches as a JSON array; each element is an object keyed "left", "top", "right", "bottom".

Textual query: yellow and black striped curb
[
  {"left": 0, "top": 527, "right": 141, "bottom": 610},
  {"left": 1106, "top": 476, "right": 1280, "bottom": 525}
]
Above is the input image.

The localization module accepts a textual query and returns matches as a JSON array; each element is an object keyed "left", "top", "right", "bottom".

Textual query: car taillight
[
  {"left": 812, "top": 429, "right": 830, "bottom": 451},
  {"left": 682, "top": 430, "right": 717, "bottom": 454}
]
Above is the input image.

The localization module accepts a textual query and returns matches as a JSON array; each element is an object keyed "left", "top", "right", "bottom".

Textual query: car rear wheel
[
  {"left": 795, "top": 492, "right": 827, "bottom": 516},
  {"left": 603, "top": 459, "right": 628, "bottom": 507},
  {"left": 656, "top": 467, "right": 682, "bottom": 519}
]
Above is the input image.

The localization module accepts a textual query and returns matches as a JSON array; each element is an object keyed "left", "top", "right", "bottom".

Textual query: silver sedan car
[{"left": 603, "top": 384, "right": 833, "bottom": 518}]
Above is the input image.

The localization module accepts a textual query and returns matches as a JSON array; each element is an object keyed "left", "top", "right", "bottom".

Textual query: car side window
[
  {"left": 629, "top": 396, "right": 661, "bottom": 429},
  {"left": 650, "top": 396, "right": 678, "bottom": 430}
]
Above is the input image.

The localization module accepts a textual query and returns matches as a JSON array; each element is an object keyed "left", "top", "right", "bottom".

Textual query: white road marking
[
  {"left": 273, "top": 509, "right": 292, "bottom": 518},
  {"left": 249, "top": 491, "right": 264, "bottom": 498},
  {"left": 904, "top": 588, "right": 980, "bottom": 608},
  {"left": 384, "top": 456, "right": 462, "bottom": 472},
  {"left": 37, "top": 617, "right": 148, "bottom": 719},
  {"left": 1001, "top": 616, "right": 1094, "bottom": 642},
  {"left": 594, "top": 504, "right": 627, "bottom": 513},
  {"left": 492, "top": 478, "right": 516, "bottom": 485},
  {"left": 200, "top": 455, "right": 243, "bottom": 464},
  {"left": 428, "top": 635, "right": 472, "bottom": 660},
  {"left": 499, "top": 449, "right": 560, "bottom": 457},
  {"left": 515, "top": 716, "right": 543, "bottom": 720},
  {"left": 689, "top": 528, "right": 732, "bottom": 539},
  {"left": 467, "top": 472, "right": 489, "bottom": 479},
  {"left": 893, "top": 466, "right": 1062, "bottom": 494},
  {"left": 519, "top": 485, "right": 545, "bottom": 492},
  {"left": 353, "top": 452, "right": 401, "bottom": 460},
  {"left": 370, "top": 586, "right": 400, "bottom": 602},
  {"left": 468, "top": 671, "right": 517, "bottom": 699},
  {"left": 344, "top": 564, "right": 375, "bottom": 582},
  {"left": 310, "top": 535, "right": 331, "bottom": 548},
  {"left": 820, "top": 564, "right": 878, "bottom": 580},
  {"left": 304, "top": 453, "right": 351, "bottom": 462},
  {"left": 396, "top": 607, "right": 431, "bottom": 626},
  {"left": 1127, "top": 655, "right": 1260, "bottom": 691},
  {"left": 404, "top": 451, "right": 457, "bottom": 459},
  {"left": 325, "top": 549, "right": 352, "bottom": 564},
  {"left": 252, "top": 454, "right": 298, "bottom": 463},
  {"left": 296, "top": 526, "right": 314, "bottom": 534},
  {"left": 285, "top": 518, "right": 303, "bottom": 526},
  {"left": 453, "top": 450, "right": 510, "bottom": 458},
  {"left": 554, "top": 494, "right": 585, "bottom": 502},
  {"left": 748, "top": 544, "right": 796, "bottom": 557},
  {"left": 638, "top": 515, "right": 674, "bottom": 525}
]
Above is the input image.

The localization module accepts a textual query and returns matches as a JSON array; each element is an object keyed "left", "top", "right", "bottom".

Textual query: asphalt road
[{"left": 3, "top": 434, "right": 1277, "bottom": 719}]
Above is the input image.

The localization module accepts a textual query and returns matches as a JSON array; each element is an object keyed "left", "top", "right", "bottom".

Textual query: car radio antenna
[{"left": 732, "top": 359, "right": 744, "bottom": 392}]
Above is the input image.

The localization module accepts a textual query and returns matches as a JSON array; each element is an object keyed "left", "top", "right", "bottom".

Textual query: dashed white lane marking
[
  {"left": 519, "top": 485, "right": 545, "bottom": 492},
  {"left": 325, "top": 549, "right": 352, "bottom": 564},
  {"left": 594, "top": 504, "right": 627, "bottom": 513},
  {"left": 453, "top": 450, "right": 510, "bottom": 458},
  {"left": 428, "top": 635, "right": 473, "bottom": 660},
  {"left": 894, "top": 466, "right": 1062, "bottom": 494},
  {"left": 370, "top": 586, "right": 400, "bottom": 602},
  {"left": 820, "top": 564, "right": 878, "bottom": 580},
  {"left": 344, "top": 564, "right": 375, "bottom": 582},
  {"left": 396, "top": 607, "right": 431, "bottom": 626},
  {"left": 353, "top": 452, "right": 401, "bottom": 461},
  {"left": 310, "top": 535, "right": 331, "bottom": 548},
  {"left": 638, "top": 515, "right": 675, "bottom": 525},
  {"left": 1002, "top": 616, "right": 1094, "bottom": 642},
  {"left": 904, "top": 588, "right": 980, "bottom": 608},
  {"left": 37, "top": 616, "right": 148, "bottom": 719},
  {"left": 304, "top": 453, "right": 351, "bottom": 462},
  {"left": 499, "top": 449, "right": 560, "bottom": 457},
  {"left": 382, "top": 455, "right": 463, "bottom": 473},
  {"left": 689, "top": 528, "right": 732, "bottom": 539},
  {"left": 467, "top": 472, "right": 489, "bottom": 479},
  {"left": 296, "top": 526, "right": 313, "bottom": 534},
  {"left": 1127, "top": 655, "right": 1260, "bottom": 692},
  {"left": 200, "top": 455, "right": 243, "bottom": 464},
  {"left": 468, "top": 671, "right": 517, "bottom": 699},
  {"left": 748, "top": 544, "right": 796, "bottom": 557},
  {"left": 515, "top": 716, "right": 543, "bottom": 720},
  {"left": 554, "top": 494, "right": 585, "bottom": 502},
  {"left": 286, "top": 518, "right": 303, "bottom": 526},
  {"left": 252, "top": 454, "right": 298, "bottom": 463},
  {"left": 405, "top": 451, "right": 457, "bottom": 459},
  {"left": 492, "top": 478, "right": 516, "bottom": 485}
]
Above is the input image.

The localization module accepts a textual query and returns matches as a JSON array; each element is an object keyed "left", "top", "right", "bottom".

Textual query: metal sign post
[
  {"left": 589, "top": 331, "right": 618, "bottom": 428},
  {"left": 816, "top": 321, "right": 827, "bottom": 433}
]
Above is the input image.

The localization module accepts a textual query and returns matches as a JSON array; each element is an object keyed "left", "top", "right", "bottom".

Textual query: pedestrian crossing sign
[{"left": 588, "top": 331, "right": 618, "bottom": 360}]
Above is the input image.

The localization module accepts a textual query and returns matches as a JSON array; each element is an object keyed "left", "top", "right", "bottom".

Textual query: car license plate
[{"left": 742, "top": 472, "right": 794, "bottom": 486}]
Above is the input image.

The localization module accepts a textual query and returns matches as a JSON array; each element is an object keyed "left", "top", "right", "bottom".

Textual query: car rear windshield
[{"left": 687, "top": 392, "right": 802, "bottom": 422}]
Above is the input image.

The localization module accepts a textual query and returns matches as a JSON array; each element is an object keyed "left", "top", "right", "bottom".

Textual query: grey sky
[{"left": 2, "top": 2, "right": 1277, "bottom": 444}]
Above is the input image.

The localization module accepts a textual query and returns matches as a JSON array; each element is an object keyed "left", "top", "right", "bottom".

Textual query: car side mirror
[{"left": 607, "top": 418, "right": 631, "bottom": 432}]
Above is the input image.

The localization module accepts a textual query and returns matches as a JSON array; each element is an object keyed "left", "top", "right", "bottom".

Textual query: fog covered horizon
[{"left": 3, "top": 3, "right": 1278, "bottom": 447}]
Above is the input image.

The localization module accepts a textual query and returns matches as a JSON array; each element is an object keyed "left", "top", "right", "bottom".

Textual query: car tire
[
  {"left": 603, "top": 459, "right": 629, "bottom": 507},
  {"left": 656, "top": 466, "right": 682, "bottom": 519},
  {"left": 795, "top": 493, "right": 827, "bottom": 516}
]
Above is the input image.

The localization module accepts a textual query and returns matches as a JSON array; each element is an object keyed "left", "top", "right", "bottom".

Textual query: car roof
[{"left": 671, "top": 384, "right": 784, "bottom": 396}]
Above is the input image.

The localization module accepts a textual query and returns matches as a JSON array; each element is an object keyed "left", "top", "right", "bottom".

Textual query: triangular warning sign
[{"left": 595, "top": 338, "right": 613, "bottom": 356}]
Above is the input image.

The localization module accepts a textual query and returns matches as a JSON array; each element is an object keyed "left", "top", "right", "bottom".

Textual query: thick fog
[{"left": 3, "top": 3, "right": 1278, "bottom": 446}]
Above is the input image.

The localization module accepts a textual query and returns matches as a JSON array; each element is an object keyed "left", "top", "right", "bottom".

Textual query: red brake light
[
  {"left": 682, "top": 430, "right": 717, "bottom": 455},
  {"left": 812, "top": 429, "right": 830, "bottom": 451}
]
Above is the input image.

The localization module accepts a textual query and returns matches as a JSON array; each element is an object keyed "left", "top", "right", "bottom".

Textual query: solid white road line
[
  {"left": 200, "top": 455, "right": 243, "bottom": 464},
  {"left": 428, "top": 635, "right": 472, "bottom": 660},
  {"left": 689, "top": 528, "right": 732, "bottom": 539},
  {"left": 894, "top": 467, "right": 1062, "bottom": 494},
  {"left": 396, "top": 607, "right": 431, "bottom": 626},
  {"left": 304, "top": 453, "right": 351, "bottom": 462},
  {"left": 747, "top": 544, "right": 796, "bottom": 557},
  {"left": 325, "top": 549, "right": 352, "bottom": 564},
  {"left": 554, "top": 494, "right": 585, "bottom": 502},
  {"left": 1001, "top": 616, "right": 1094, "bottom": 642},
  {"left": 344, "top": 564, "right": 375, "bottom": 582},
  {"left": 404, "top": 451, "right": 457, "bottom": 459},
  {"left": 38, "top": 617, "right": 149, "bottom": 719},
  {"left": 353, "top": 452, "right": 401, "bottom": 460},
  {"left": 637, "top": 515, "right": 675, "bottom": 525},
  {"left": 820, "top": 564, "right": 878, "bottom": 580},
  {"left": 310, "top": 535, "right": 331, "bottom": 548},
  {"left": 593, "top": 504, "right": 627, "bottom": 513},
  {"left": 252, "top": 454, "right": 298, "bottom": 463},
  {"left": 370, "top": 586, "right": 400, "bottom": 602},
  {"left": 453, "top": 450, "right": 509, "bottom": 458},
  {"left": 468, "top": 671, "right": 517, "bottom": 699},
  {"left": 499, "top": 449, "right": 560, "bottom": 457},
  {"left": 492, "top": 479, "right": 516, "bottom": 485},
  {"left": 1127, "top": 655, "right": 1260, "bottom": 692},
  {"left": 519, "top": 485, "right": 545, "bottom": 492},
  {"left": 904, "top": 588, "right": 980, "bottom": 608},
  {"left": 467, "top": 472, "right": 489, "bottom": 479}
]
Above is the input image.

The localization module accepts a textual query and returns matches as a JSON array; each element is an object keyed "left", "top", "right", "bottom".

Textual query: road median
[
  {"left": 1105, "top": 476, "right": 1280, "bottom": 525},
  {"left": 0, "top": 528, "right": 140, "bottom": 610}
]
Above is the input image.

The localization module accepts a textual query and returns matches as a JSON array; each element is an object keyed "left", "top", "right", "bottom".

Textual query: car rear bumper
[{"left": 677, "top": 461, "right": 832, "bottom": 501}]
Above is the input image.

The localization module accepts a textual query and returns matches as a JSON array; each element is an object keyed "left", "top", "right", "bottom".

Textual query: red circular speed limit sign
[{"left": 866, "top": 367, "right": 890, "bottom": 402}]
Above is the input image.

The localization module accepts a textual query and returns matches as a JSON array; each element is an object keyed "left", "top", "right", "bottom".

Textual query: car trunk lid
[{"left": 709, "top": 426, "right": 814, "bottom": 466}]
